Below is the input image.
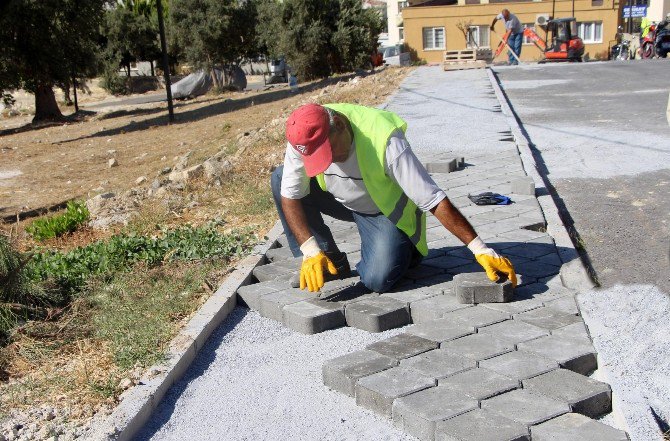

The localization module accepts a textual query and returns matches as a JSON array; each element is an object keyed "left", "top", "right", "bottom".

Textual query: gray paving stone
[
  {"left": 417, "top": 273, "right": 458, "bottom": 287},
  {"left": 517, "top": 335, "right": 598, "bottom": 375},
  {"left": 322, "top": 349, "right": 398, "bottom": 397},
  {"left": 530, "top": 412, "right": 629, "bottom": 441},
  {"left": 345, "top": 296, "right": 410, "bottom": 332},
  {"left": 441, "top": 306, "right": 511, "bottom": 329},
  {"left": 276, "top": 234, "right": 289, "bottom": 248},
  {"left": 423, "top": 255, "right": 473, "bottom": 271},
  {"left": 477, "top": 320, "right": 550, "bottom": 346},
  {"left": 513, "top": 261, "right": 561, "bottom": 280},
  {"left": 514, "top": 307, "right": 582, "bottom": 330},
  {"left": 523, "top": 369, "right": 612, "bottom": 418},
  {"left": 265, "top": 246, "right": 294, "bottom": 262},
  {"left": 410, "top": 293, "right": 471, "bottom": 324},
  {"left": 282, "top": 299, "right": 345, "bottom": 334},
  {"left": 435, "top": 409, "right": 530, "bottom": 441},
  {"left": 252, "top": 262, "right": 295, "bottom": 282},
  {"left": 355, "top": 366, "right": 436, "bottom": 417},
  {"left": 393, "top": 386, "right": 478, "bottom": 441},
  {"left": 382, "top": 285, "right": 441, "bottom": 307},
  {"left": 237, "top": 280, "right": 287, "bottom": 310},
  {"left": 258, "top": 289, "right": 315, "bottom": 322},
  {"left": 480, "top": 295, "right": 544, "bottom": 314},
  {"left": 400, "top": 349, "right": 475, "bottom": 380},
  {"left": 503, "top": 243, "right": 555, "bottom": 261},
  {"left": 440, "top": 334, "right": 515, "bottom": 361},
  {"left": 403, "top": 264, "right": 447, "bottom": 282},
  {"left": 367, "top": 333, "right": 439, "bottom": 361},
  {"left": 438, "top": 367, "right": 518, "bottom": 401},
  {"left": 478, "top": 351, "right": 559, "bottom": 384},
  {"left": 453, "top": 272, "right": 514, "bottom": 304},
  {"left": 481, "top": 389, "right": 570, "bottom": 427},
  {"left": 550, "top": 322, "right": 590, "bottom": 340},
  {"left": 406, "top": 318, "right": 475, "bottom": 345},
  {"left": 544, "top": 296, "right": 579, "bottom": 315},
  {"left": 426, "top": 159, "right": 459, "bottom": 173}
]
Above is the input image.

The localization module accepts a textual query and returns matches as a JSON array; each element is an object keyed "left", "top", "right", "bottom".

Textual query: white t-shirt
[
  {"left": 497, "top": 12, "right": 523, "bottom": 34},
  {"left": 280, "top": 130, "right": 447, "bottom": 215}
]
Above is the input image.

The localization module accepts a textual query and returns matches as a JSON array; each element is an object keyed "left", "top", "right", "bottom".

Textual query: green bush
[
  {"left": 27, "top": 223, "right": 256, "bottom": 297},
  {"left": 101, "top": 64, "right": 129, "bottom": 95},
  {"left": 26, "top": 201, "right": 90, "bottom": 242}
]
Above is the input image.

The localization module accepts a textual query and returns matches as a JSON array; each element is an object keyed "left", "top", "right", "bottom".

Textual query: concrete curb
[
  {"left": 485, "top": 68, "right": 595, "bottom": 292},
  {"left": 93, "top": 221, "right": 284, "bottom": 441},
  {"left": 485, "top": 68, "right": 631, "bottom": 437}
]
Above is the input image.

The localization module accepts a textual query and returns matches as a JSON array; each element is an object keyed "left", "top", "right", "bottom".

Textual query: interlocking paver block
[
  {"left": 382, "top": 285, "right": 442, "bottom": 307},
  {"left": 478, "top": 320, "right": 550, "bottom": 346},
  {"left": 403, "top": 264, "right": 447, "bottom": 282},
  {"left": 237, "top": 280, "right": 287, "bottom": 310},
  {"left": 530, "top": 412, "right": 629, "bottom": 441},
  {"left": 400, "top": 349, "right": 475, "bottom": 380},
  {"left": 510, "top": 177, "right": 535, "bottom": 195},
  {"left": 517, "top": 335, "right": 597, "bottom": 375},
  {"left": 282, "top": 299, "right": 345, "bottom": 334},
  {"left": 322, "top": 349, "right": 398, "bottom": 397},
  {"left": 252, "top": 262, "right": 294, "bottom": 282},
  {"left": 440, "top": 334, "right": 514, "bottom": 361},
  {"left": 435, "top": 409, "right": 529, "bottom": 441},
  {"left": 481, "top": 389, "right": 570, "bottom": 427},
  {"left": 410, "top": 293, "right": 471, "bottom": 324},
  {"left": 265, "top": 246, "right": 294, "bottom": 262},
  {"left": 544, "top": 295, "right": 579, "bottom": 315},
  {"left": 345, "top": 296, "right": 410, "bottom": 332},
  {"left": 405, "top": 318, "right": 475, "bottom": 345},
  {"left": 551, "top": 322, "right": 590, "bottom": 340},
  {"left": 438, "top": 367, "right": 518, "bottom": 401},
  {"left": 355, "top": 366, "right": 436, "bottom": 417},
  {"left": 367, "top": 333, "right": 439, "bottom": 361},
  {"left": 479, "top": 351, "right": 559, "bottom": 384},
  {"left": 480, "top": 294, "right": 545, "bottom": 315},
  {"left": 514, "top": 306, "right": 582, "bottom": 330},
  {"left": 523, "top": 369, "right": 612, "bottom": 418},
  {"left": 441, "top": 306, "right": 511, "bottom": 329},
  {"left": 453, "top": 272, "right": 514, "bottom": 304},
  {"left": 258, "top": 289, "right": 315, "bottom": 322},
  {"left": 393, "top": 386, "right": 478, "bottom": 441}
]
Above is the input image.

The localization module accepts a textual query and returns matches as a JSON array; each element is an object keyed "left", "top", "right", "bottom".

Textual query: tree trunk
[
  {"left": 150, "top": 60, "right": 155, "bottom": 77},
  {"left": 33, "top": 85, "right": 63, "bottom": 123}
]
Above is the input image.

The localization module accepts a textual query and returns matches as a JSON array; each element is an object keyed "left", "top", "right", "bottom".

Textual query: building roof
[{"left": 409, "top": 0, "right": 458, "bottom": 7}]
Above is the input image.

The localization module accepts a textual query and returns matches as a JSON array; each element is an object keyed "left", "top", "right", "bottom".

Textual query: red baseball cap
[{"left": 286, "top": 104, "right": 333, "bottom": 177}]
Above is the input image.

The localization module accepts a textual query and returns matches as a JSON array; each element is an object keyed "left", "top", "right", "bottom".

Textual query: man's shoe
[{"left": 290, "top": 251, "right": 351, "bottom": 288}]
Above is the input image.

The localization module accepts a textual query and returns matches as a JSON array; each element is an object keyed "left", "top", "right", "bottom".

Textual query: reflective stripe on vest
[{"left": 317, "top": 104, "right": 428, "bottom": 256}]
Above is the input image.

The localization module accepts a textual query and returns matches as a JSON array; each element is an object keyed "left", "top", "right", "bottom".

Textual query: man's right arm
[
  {"left": 281, "top": 196, "right": 312, "bottom": 247},
  {"left": 490, "top": 16, "right": 498, "bottom": 30}
]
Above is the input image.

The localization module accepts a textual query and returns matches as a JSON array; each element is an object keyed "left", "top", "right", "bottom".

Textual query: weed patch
[{"left": 26, "top": 201, "right": 90, "bottom": 242}]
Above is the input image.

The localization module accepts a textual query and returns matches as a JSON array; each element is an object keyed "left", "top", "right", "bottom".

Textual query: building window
[
  {"left": 423, "top": 27, "right": 445, "bottom": 50},
  {"left": 522, "top": 24, "right": 536, "bottom": 44},
  {"left": 398, "top": 0, "right": 409, "bottom": 11},
  {"left": 577, "top": 21, "right": 603, "bottom": 43},
  {"left": 466, "top": 25, "right": 490, "bottom": 48},
  {"left": 399, "top": 27, "right": 404, "bottom": 41}
]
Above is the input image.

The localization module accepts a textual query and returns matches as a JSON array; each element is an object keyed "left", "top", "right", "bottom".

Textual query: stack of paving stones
[{"left": 237, "top": 152, "right": 628, "bottom": 440}]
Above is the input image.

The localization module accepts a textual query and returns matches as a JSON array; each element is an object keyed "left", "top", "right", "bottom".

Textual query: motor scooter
[
  {"left": 611, "top": 26, "right": 632, "bottom": 60},
  {"left": 655, "top": 21, "right": 670, "bottom": 58},
  {"left": 640, "top": 24, "right": 657, "bottom": 58}
]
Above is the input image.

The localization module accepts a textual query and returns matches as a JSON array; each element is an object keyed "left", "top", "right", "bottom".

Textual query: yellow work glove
[
  {"left": 468, "top": 236, "right": 518, "bottom": 287},
  {"left": 299, "top": 237, "right": 338, "bottom": 292}
]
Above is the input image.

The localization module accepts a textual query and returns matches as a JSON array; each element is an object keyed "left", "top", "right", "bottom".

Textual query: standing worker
[
  {"left": 491, "top": 9, "right": 524, "bottom": 65},
  {"left": 271, "top": 103, "right": 517, "bottom": 293}
]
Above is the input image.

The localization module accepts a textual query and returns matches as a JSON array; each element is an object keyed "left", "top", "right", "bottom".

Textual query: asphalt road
[{"left": 494, "top": 60, "right": 670, "bottom": 293}]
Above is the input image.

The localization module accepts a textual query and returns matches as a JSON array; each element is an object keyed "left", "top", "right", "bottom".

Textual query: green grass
[
  {"left": 26, "top": 200, "right": 90, "bottom": 242},
  {"left": 91, "top": 262, "right": 213, "bottom": 369}
]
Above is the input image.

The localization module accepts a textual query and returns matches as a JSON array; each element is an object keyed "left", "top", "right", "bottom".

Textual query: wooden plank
[{"left": 443, "top": 60, "right": 487, "bottom": 71}]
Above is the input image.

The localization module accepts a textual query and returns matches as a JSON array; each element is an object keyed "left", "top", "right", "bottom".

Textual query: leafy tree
[
  {"left": 170, "top": 0, "right": 260, "bottom": 87},
  {"left": 0, "top": 0, "right": 107, "bottom": 122},
  {"left": 257, "top": 0, "right": 382, "bottom": 81}
]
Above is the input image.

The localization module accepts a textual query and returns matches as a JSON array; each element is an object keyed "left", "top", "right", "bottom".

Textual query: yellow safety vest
[{"left": 316, "top": 103, "right": 428, "bottom": 256}]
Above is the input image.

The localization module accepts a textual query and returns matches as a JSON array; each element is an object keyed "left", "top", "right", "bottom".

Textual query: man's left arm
[{"left": 386, "top": 132, "right": 517, "bottom": 286}]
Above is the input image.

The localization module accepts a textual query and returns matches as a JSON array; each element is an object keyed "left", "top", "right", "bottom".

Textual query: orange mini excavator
[{"left": 495, "top": 17, "right": 585, "bottom": 62}]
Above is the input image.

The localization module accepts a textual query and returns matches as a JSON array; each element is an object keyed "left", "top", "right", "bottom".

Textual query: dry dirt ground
[{"left": 0, "top": 66, "right": 413, "bottom": 440}]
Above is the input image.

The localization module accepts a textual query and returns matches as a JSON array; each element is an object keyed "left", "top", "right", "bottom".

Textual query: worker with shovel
[
  {"left": 271, "top": 103, "right": 517, "bottom": 293},
  {"left": 491, "top": 9, "right": 524, "bottom": 65}
]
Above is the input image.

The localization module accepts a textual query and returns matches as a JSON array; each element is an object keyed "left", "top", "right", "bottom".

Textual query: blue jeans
[
  {"left": 508, "top": 32, "right": 523, "bottom": 65},
  {"left": 271, "top": 166, "right": 419, "bottom": 293}
]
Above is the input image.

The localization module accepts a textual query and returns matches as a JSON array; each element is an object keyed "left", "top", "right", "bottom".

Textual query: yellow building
[{"left": 401, "top": 0, "right": 623, "bottom": 62}]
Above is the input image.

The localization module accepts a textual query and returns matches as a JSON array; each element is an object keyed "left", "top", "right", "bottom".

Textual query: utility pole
[{"left": 156, "top": 0, "right": 174, "bottom": 123}]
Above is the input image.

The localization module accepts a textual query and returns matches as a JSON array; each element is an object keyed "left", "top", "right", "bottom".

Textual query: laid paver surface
[{"left": 138, "top": 67, "right": 626, "bottom": 441}]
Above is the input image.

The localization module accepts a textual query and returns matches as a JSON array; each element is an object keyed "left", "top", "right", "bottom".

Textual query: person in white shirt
[
  {"left": 271, "top": 103, "right": 517, "bottom": 293},
  {"left": 491, "top": 9, "right": 524, "bottom": 65}
]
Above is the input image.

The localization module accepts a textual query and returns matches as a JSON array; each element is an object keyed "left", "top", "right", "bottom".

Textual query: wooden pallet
[{"left": 443, "top": 49, "right": 491, "bottom": 71}]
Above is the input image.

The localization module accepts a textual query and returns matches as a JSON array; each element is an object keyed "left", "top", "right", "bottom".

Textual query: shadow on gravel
[{"left": 134, "top": 307, "right": 248, "bottom": 441}]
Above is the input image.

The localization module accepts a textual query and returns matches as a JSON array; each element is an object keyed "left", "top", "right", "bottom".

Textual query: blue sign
[{"left": 623, "top": 5, "right": 647, "bottom": 18}]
